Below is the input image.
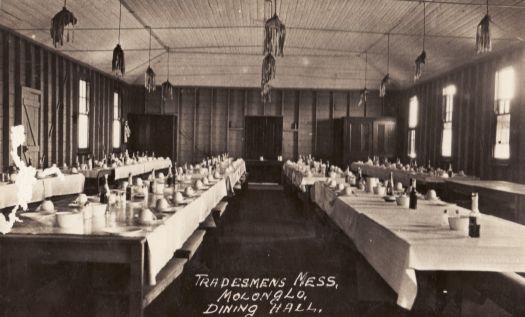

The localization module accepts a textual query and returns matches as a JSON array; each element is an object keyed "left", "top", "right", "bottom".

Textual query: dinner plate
[
  {"left": 103, "top": 227, "right": 143, "bottom": 237},
  {"left": 383, "top": 195, "right": 396, "bottom": 202}
]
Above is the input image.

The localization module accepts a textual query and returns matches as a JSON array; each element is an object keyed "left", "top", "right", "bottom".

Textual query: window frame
[
  {"left": 77, "top": 78, "right": 90, "bottom": 153},
  {"left": 441, "top": 85, "right": 456, "bottom": 159},
  {"left": 493, "top": 66, "right": 514, "bottom": 161},
  {"left": 112, "top": 90, "right": 122, "bottom": 151},
  {"left": 407, "top": 96, "right": 418, "bottom": 159}
]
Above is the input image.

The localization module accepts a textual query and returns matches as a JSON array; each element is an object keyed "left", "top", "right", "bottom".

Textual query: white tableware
[
  {"left": 56, "top": 211, "right": 83, "bottom": 229},
  {"left": 425, "top": 190, "right": 438, "bottom": 200},
  {"left": 40, "top": 200, "right": 55, "bottom": 214},
  {"left": 104, "top": 227, "right": 143, "bottom": 237},
  {"left": 396, "top": 195, "right": 410, "bottom": 208},
  {"left": 448, "top": 216, "right": 469, "bottom": 235},
  {"left": 343, "top": 186, "right": 353, "bottom": 196},
  {"left": 139, "top": 208, "right": 156, "bottom": 224},
  {"left": 155, "top": 198, "right": 169, "bottom": 212}
]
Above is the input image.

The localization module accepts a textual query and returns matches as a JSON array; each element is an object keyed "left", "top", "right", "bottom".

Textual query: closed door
[{"left": 21, "top": 87, "right": 41, "bottom": 167}]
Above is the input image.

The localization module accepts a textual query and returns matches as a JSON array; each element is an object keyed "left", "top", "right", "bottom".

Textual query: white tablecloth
[
  {"left": 0, "top": 174, "right": 85, "bottom": 209},
  {"left": 313, "top": 181, "right": 525, "bottom": 309},
  {"left": 81, "top": 159, "right": 172, "bottom": 180},
  {"left": 350, "top": 162, "right": 477, "bottom": 187},
  {"left": 283, "top": 162, "right": 343, "bottom": 191}
]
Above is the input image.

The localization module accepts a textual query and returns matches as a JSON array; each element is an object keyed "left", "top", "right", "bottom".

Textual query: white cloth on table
[{"left": 312, "top": 181, "right": 525, "bottom": 310}]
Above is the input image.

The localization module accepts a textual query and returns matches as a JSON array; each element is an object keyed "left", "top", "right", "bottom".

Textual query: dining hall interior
[{"left": 0, "top": 0, "right": 525, "bottom": 316}]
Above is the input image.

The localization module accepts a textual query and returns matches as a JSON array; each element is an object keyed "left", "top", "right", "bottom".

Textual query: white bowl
[
  {"left": 56, "top": 211, "right": 83, "bottom": 228},
  {"left": 448, "top": 216, "right": 469, "bottom": 235},
  {"left": 40, "top": 200, "right": 55, "bottom": 213},
  {"left": 396, "top": 195, "right": 410, "bottom": 208},
  {"left": 426, "top": 190, "right": 437, "bottom": 200},
  {"left": 156, "top": 198, "right": 169, "bottom": 212}
]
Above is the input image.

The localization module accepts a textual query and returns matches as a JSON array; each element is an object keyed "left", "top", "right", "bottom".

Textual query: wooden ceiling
[{"left": 1, "top": 0, "right": 524, "bottom": 89}]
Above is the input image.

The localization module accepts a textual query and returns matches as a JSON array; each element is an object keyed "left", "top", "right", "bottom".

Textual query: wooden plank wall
[
  {"left": 395, "top": 47, "right": 525, "bottom": 183},
  {"left": 134, "top": 87, "right": 398, "bottom": 164},
  {"left": 0, "top": 29, "right": 134, "bottom": 171}
]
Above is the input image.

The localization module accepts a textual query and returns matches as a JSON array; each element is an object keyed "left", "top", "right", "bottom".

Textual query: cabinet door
[{"left": 373, "top": 120, "right": 396, "bottom": 159}]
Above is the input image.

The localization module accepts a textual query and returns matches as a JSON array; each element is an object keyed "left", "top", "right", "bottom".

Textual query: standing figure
[{"left": 1, "top": 126, "right": 64, "bottom": 234}]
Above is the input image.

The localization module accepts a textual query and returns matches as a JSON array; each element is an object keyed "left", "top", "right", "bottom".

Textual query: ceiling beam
[
  {"left": 9, "top": 25, "right": 520, "bottom": 42},
  {"left": 393, "top": 0, "right": 525, "bottom": 9}
]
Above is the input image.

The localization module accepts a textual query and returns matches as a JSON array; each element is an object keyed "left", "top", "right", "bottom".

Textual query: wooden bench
[
  {"left": 143, "top": 257, "right": 187, "bottom": 308},
  {"left": 463, "top": 271, "right": 525, "bottom": 316},
  {"left": 199, "top": 213, "right": 217, "bottom": 230},
  {"left": 175, "top": 229, "right": 206, "bottom": 261},
  {"left": 212, "top": 201, "right": 228, "bottom": 221}
]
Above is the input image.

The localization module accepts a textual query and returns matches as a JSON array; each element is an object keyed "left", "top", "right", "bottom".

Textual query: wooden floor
[{"left": 142, "top": 185, "right": 512, "bottom": 317}]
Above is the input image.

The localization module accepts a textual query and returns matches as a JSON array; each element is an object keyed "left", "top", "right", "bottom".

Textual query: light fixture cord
[
  {"left": 167, "top": 49, "right": 170, "bottom": 79},
  {"left": 387, "top": 33, "right": 390, "bottom": 73},
  {"left": 423, "top": 2, "right": 426, "bottom": 50},
  {"left": 64, "top": 0, "right": 67, "bottom": 7},
  {"left": 274, "top": 0, "right": 277, "bottom": 15},
  {"left": 148, "top": 27, "right": 152, "bottom": 66},
  {"left": 118, "top": 0, "right": 122, "bottom": 43},
  {"left": 364, "top": 52, "right": 368, "bottom": 88},
  {"left": 486, "top": 0, "right": 489, "bottom": 14}
]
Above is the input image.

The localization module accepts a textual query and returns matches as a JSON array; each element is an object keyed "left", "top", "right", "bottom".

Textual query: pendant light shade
[
  {"left": 261, "top": 83, "right": 272, "bottom": 103},
  {"left": 112, "top": 1, "right": 125, "bottom": 77},
  {"left": 414, "top": 50, "right": 426, "bottom": 81},
  {"left": 50, "top": 0, "right": 77, "bottom": 48},
  {"left": 263, "top": 1, "right": 286, "bottom": 57},
  {"left": 145, "top": 66, "right": 156, "bottom": 92},
  {"left": 145, "top": 27, "right": 156, "bottom": 92},
  {"left": 162, "top": 49, "right": 173, "bottom": 101},
  {"left": 414, "top": 3, "right": 427, "bottom": 82},
  {"left": 476, "top": 1, "right": 491, "bottom": 53},
  {"left": 261, "top": 53, "right": 276, "bottom": 86},
  {"left": 358, "top": 53, "right": 369, "bottom": 108}
]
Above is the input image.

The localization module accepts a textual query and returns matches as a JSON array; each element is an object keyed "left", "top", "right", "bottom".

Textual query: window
[
  {"left": 78, "top": 79, "right": 90, "bottom": 149},
  {"left": 408, "top": 96, "right": 418, "bottom": 158},
  {"left": 441, "top": 85, "right": 456, "bottom": 157},
  {"left": 494, "top": 67, "right": 514, "bottom": 160},
  {"left": 112, "top": 92, "right": 121, "bottom": 149}
]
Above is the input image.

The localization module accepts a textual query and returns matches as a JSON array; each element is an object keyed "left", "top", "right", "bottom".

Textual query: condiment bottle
[{"left": 409, "top": 179, "right": 418, "bottom": 210}]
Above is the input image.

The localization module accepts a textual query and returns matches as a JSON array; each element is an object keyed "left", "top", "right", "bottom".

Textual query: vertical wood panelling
[
  {"left": 397, "top": 48, "right": 525, "bottom": 183},
  {"left": 0, "top": 29, "right": 134, "bottom": 171}
]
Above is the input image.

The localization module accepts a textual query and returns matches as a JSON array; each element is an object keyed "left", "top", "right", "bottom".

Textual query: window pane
[
  {"left": 495, "top": 67, "right": 515, "bottom": 100},
  {"left": 112, "top": 120, "right": 121, "bottom": 148},
  {"left": 79, "top": 97, "right": 86, "bottom": 114},
  {"left": 408, "top": 97, "right": 418, "bottom": 128},
  {"left": 408, "top": 129, "right": 416, "bottom": 158},
  {"left": 494, "top": 114, "right": 510, "bottom": 159},
  {"left": 78, "top": 114, "right": 89, "bottom": 149},
  {"left": 442, "top": 122, "right": 452, "bottom": 157}
]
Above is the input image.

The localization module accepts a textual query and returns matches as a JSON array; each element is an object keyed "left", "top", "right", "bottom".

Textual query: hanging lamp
[
  {"left": 145, "top": 27, "right": 156, "bottom": 92},
  {"left": 358, "top": 53, "right": 369, "bottom": 108},
  {"left": 261, "top": 53, "right": 276, "bottom": 86},
  {"left": 414, "top": 3, "right": 427, "bottom": 82},
  {"left": 263, "top": 0, "right": 286, "bottom": 57},
  {"left": 112, "top": 0, "right": 125, "bottom": 77},
  {"left": 162, "top": 49, "right": 173, "bottom": 101},
  {"left": 261, "top": 82, "right": 272, "bottom": 103},
  {"left": 379, "top": 34, "right": 391, "bottom": 98},
  {"left": 476, "top": 0, "right": 491, "bottom": 53},
  {"left": 50, "top": 0, "right": 77, "bottom": 48}
]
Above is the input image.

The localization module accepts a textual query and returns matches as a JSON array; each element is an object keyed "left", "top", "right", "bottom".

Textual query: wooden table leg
[{"left": 128, "top": 242, "right": 145, "bottom": 317}]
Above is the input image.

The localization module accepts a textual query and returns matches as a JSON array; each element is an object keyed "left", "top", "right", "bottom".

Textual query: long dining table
[
  {"left": 0, "top": 173, "right": 85, "bottom": 210},
  {"left": 80, "top": 158, "right": 173, "bottom": 180},
  {"left": 312, "top": 181, "right": 525, "bottom": 310},
  {"left": 0, "top": 158, "right": 246, "bottom": 317}
]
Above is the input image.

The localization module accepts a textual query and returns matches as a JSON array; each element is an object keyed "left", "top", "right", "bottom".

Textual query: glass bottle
[
  {"left": 409, "top": 179, "right": 418, "bottom": 210},
  {"left": 126, "top": 172, "right": 133, "bottom": 200},
  {"left": 100, "top": 174, "right": 110, "bottom": 204}
]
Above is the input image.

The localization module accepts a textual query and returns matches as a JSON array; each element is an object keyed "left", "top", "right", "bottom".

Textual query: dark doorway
[{"left": 244, "top": 116, "right": 283, "bottom": 160}]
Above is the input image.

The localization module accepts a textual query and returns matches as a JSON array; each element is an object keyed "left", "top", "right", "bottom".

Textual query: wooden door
[
  {"left": 244, "top": 116, "right": 283, "bottom": 160},
  {"left": 21, "top": 87, "right": 42, "bottom": 167}
]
